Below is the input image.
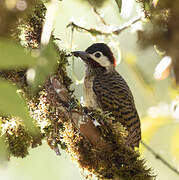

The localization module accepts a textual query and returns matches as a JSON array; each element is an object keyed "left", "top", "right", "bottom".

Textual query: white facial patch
[{"left": 89, "top": 51, "right": 111, "bottom": 67}]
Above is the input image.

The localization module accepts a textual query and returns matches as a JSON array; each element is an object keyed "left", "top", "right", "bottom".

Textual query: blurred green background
[{"left": 1, "top": 0, "right": 179, "bottom": 179}]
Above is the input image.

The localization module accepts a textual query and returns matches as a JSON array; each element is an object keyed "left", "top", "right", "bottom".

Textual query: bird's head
[{"left": 73, "top": 43, "right": 117, "bottom": 70}]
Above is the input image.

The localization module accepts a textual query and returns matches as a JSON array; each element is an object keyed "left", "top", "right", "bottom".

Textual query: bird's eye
[{"left": 94, "top": 52, "right": 101, "bottom": 58}]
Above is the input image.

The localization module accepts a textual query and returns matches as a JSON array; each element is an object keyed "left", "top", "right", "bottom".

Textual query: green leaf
[
  {"left": 0, "top": 80, "right": 38, "bottom": 135},
  {"left": 0, "top": 38, "right": 37, "bottom": 69},
  {"left": 115, "top": 0, "right": 122, "bottom": 13},
  {"left": 27, "top": 40, "right": 58, "bottom": 92}
]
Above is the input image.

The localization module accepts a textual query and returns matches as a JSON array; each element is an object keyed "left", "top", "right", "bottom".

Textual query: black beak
[{"left": 72, "top": 51, "right": 91, "bottom": 61}]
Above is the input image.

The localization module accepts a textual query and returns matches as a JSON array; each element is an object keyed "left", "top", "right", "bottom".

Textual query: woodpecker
[{"left": 73, "top": 43, "right": 141, "bottom": 148}]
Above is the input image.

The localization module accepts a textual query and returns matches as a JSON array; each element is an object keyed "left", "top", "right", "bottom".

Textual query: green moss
[
  {"left": 0, "top": 117, "right": 31, "bottom": 158},
  {"left": 16, "top": 1, "right": 47, "bottom": 48},
  {"left": 0, "top": 116, "right": 43, "bottom": 158},
  {"left": 67, "top": 109, "right": 153, "bottom": 179}
]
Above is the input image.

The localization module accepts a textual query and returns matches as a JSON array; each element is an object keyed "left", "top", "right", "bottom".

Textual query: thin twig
[
  {"left": 67, "top": 22, "right": 111, "bottom": 36},
  {"left": 87, "top": 0, "right": 108, "bottom": 26},
  {"left": 93, "top": 7, "right": 108, "bottom": 25},
  {"left": 113, "top": 16, "right": 142, "bottom": 34},
  {"left": 67, "top": 16, "right": 142, "bottom": 37},
  {"left": 141, "top": 140, "right": 179, "bottom": 176},
  {"left": 69, "top": 0, "right": 142, "bottom": 36}
]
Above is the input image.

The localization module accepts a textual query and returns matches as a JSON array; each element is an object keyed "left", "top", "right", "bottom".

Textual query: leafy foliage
[{"left": 115, "top": 0, "right": 122, "bottom": 12}]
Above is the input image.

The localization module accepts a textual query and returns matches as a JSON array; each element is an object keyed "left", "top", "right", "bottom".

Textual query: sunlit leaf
[
  {"left": 115, "top": 0, "right": 122, "bottom": 13},
  {"left": 171, "top": 125, "right": 179, "bottom": 161},
  {"left": 0, "top": 38, "right": 37, "bottom": 69},
  {"left": 0, "top": 80, "right": 38, "bottom": 135}
]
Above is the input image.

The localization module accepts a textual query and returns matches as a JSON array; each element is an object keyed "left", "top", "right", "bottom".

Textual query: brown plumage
[{"left": 73, "top": 43, "right": 141, "bottom": 148}]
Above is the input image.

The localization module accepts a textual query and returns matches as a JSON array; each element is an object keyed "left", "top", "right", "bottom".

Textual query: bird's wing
[{"left": 93, "top": 72, "right": 141, "bottom": 147}]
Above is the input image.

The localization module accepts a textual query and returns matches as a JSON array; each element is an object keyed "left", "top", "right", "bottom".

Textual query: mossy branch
[{"left": 42, "top": 75, "right": 154, "bottom": 180}]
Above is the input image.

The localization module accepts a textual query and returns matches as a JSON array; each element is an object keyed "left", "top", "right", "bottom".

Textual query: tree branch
[
  {"left": 67, "top": 16, "right": 142, "bottom": 37},
  {"left": 87, "top": 0, "right": 108, "bottom": 26},
  {"left": 43, "top": 75, "right": 154, "bottom": 179},
  {"left": 50, "top": 76, "right": 107, "bottom": 148}
]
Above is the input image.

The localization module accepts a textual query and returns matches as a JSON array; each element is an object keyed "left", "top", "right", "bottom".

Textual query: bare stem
[
  {"left": 141, "top": 140, "right": 179, "bottom": 176},
  {"left": 87, "top": 0, "right": 108, "bottom": 26},
  {"left": 67, "top": 22, "right": 111, "bottom": 36},
  {"left": 113, "top": 16, "right": 142, "bottom": 34},
  {"left": 67, "top": 16, "right": 142, "bottom": 37}
]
